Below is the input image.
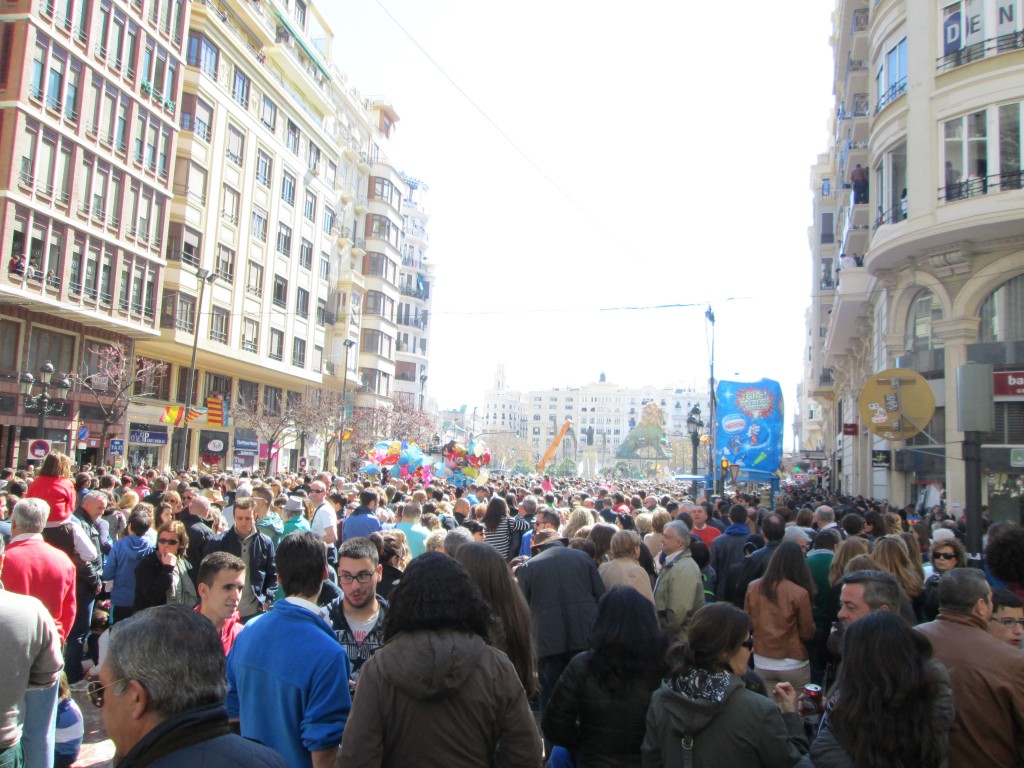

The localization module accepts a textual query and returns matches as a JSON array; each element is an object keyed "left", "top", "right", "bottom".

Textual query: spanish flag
[
  {"left": 160, "top": 406, "right": 185, "bottom": 426},
  {"left": 207, "top": 396, "right": 229, "bottom": 427},
  {"left": 341, "top": 428, "right": 352, "bottom": 441}
]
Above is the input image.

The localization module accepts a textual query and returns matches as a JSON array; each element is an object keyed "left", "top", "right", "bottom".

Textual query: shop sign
[
  {"left": 872, "top": 450, "right": 892, "bottom": 468},
  {"left": 129, "top": 430, "right": 168, "bottom": 445},
  {"left": 234, "top": 437, "right": 259, "bottom": 457},
  {"left": 994, "top": 371, "right": 1024, "bottom": 398},
  {"left": 1011, "top": 447, "right": 1024, "bottom": 468},
  {"left": 201, "top": 431, "right": 228, "bottom": 455},
  {"left": 842, "top": 423, "right": 859, "bottom": 436}
]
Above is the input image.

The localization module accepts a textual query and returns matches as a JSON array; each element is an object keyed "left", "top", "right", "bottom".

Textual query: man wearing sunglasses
[{"left": 91, "top": 605, "right": 285, "bottom": 767}]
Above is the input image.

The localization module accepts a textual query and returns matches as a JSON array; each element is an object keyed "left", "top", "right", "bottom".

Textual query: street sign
[
  {"left": 27, "top": 439, "right": 51, "bottom": 460},
  {"left": 109, "top": 439, "right": 124, "bottom": 456},
  {"left": 77, "top": 426, "right": 89, "bottom": 441}
]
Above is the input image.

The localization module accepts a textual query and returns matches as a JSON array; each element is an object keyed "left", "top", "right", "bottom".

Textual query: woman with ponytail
[{"left": 642, "top": 602, "right": 808, "bottom": 767}]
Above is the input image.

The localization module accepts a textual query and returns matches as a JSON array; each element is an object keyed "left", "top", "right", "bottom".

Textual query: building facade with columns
[{"left": 801, "top": 0, "right": 1024, "bottom": 522}]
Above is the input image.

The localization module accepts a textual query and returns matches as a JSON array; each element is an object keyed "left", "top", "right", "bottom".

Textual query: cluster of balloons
[
  {"left": 359, "top": 440, "right": 432, "bottom": 481},
  {"left": 434, "top": 440, "right": 491, "bottom": 487}
]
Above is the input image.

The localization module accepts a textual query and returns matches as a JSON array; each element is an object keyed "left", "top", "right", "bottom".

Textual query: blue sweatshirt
[
  {"left": 101, "top": 535, "right": 154, "bottom": 607},
  {"left": 227, "top": 600, "right": 352, "bottom": 768}
]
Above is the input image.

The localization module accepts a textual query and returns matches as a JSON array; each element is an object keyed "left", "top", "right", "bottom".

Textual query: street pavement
[{"left": 73, "top": 689, "right": 114, "bottom": 768}]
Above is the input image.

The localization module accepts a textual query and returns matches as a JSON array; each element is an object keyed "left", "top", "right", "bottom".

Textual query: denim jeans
[
  {"left": 64, "top": 593, "right": 95, "bottom": 684},
  {"left": 19, "top": 683, "right": 57, "bottom": 768}
]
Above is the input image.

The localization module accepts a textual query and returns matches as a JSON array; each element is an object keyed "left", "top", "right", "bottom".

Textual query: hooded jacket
[
  {"left": 642, "top": 670, "right": 807, "bottom": 768},
  {"left": 338, "top": 629, "right": 542, "bottom": 767},
  {"left": 102, "top": 534, "right": 154, "bottom": 607}
]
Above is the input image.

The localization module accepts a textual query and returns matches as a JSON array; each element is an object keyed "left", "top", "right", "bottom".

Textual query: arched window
[
  {"left": 905, "top": 289, "right": 944, "bottom": 352},
  {"left": 979, "top": 273, "right": 1024, "bottom": 343}
]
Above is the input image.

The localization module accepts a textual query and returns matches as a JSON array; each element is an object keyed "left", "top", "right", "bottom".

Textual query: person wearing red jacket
[
  {"left": 3, "top": 497, "right": 77, "bottom": 642},
  {"left": 25, "top": 452, "right": 76, "bottom": 526}
]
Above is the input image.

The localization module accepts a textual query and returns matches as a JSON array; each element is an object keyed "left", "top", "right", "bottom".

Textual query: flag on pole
[
  {"left": 342, "top": 429, "right": 352, "bottom": 441},
  {"left": 185, "top": 407, "right": 208, "bottom": 424},
  {"left": 206, "top": 397, "right": 229, "bottom": 427},
  {"left": 160, "top": 406, "right": 185, "bottom": 426}
]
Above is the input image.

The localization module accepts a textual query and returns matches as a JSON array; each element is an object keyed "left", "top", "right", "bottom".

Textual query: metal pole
[
  {"left": 691, "top": 430, "right": 699, "bottom": 475},
  {"left": 338, "top": 339, "right": 353, "bottom": 472},
  {"left": 37, "top": 390, "right": 46, "bottom": 438},
  {"left": 706, "top": 307, "right": 719, "bottom": 494},
  {"left": 177, "top": 271, "right": 210, "bottom": 471}
]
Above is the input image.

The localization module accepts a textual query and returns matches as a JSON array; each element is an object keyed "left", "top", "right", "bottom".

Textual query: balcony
[
  {"left": 840, "top": 203, "right": 871, "bottom": 257},
  {"left": 936, "top": 32, "right": 1024, "bottom": 73},
  {"left": 875, "top": 78, "right": 906, "bottom": 115},
  {"left": 352, "top": 238, "right": 366, "bottom": 256},
  {"left": 811, "top": 368, "right": 835, "bottom": 400},
  {"left": 823, "top": 267, "right": 872, "bottom": 366},
  {"left": 399, "top": 285, "right": 429, "bottom": 300}
]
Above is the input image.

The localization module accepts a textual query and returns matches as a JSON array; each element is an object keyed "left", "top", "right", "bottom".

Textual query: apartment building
[
  {"left": 0, "top": 0, "right": 182, "bottom": 466},
  {"left": 801, "top": 0, "right": 1024, "bottom": 520},
  {"left": 0, "top": 0, "right": 431, "bottom": 472},
  {"left": 482, "top": 368, "right": 709, "bottom": 472},
  {"left": 392, "top": 175, "right": 432, "bottom": 411}
]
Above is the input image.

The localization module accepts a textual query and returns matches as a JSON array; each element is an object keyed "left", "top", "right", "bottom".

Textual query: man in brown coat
[{"left": 915, "top": 568, "right": 1024, "bottom": 767}]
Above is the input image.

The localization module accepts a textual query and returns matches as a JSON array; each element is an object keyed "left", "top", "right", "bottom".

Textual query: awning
[{"left": 273, "top": 10, "right": 332, "bottom": 82}]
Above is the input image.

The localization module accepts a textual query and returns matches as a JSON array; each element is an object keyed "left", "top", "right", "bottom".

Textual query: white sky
[{"left": 322, "top": 0, "right": 836, "bottom": 442}]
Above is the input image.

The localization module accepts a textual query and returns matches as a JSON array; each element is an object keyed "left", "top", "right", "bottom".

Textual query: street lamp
[
  {"left": 175, "top": 267, "right": 218, "bottom": 470},
  {"left": 20, "top": 360, "right": 72, "bottom": 442},
  {"left": 419, "top": 374, "right": 428, "bottom": 412},
  {"left": 337, "top": 338, "right": 356, "bottom": 471},
  {"left": 686, "top": 404, "right": 704, "bottom": 476}
]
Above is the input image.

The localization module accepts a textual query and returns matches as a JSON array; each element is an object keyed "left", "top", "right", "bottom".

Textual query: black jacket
[
  {"left": 517, "top": 540, "right": 604, "bottom": 658},
  {"left": 204, "top": 528, "right": 278, "bottom": 605},
  {"left": 543, "top": 651, "right": 663, "bottom": 767},
  {"left": 133, "top": 551, "right": 192, "bottom": 610},
  {"left": 180, "top": 512, "right": 214, "bottom": 579},
  {"left": 114, "top": 703, "right": 286, "bottom": 768}
]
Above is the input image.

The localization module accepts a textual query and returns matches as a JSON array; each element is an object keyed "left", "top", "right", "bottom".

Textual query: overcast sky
[{"left": 321, "top": 0, "right": 836, "bottom": 443}]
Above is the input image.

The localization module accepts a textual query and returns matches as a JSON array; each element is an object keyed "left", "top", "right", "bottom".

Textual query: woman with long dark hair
[
  {"left": 481, "top": 496, "right": 530, "bottom": 562},
  {"left": 643, "top": 602, "right": 807, "bottom": 767},
  {"left": 798, "top": 611, "right": 952, "bottom": 768},
  {"left": 543, "top": 586, "right": 671, "bottom": 767},
  {"left": 339, "top": 553, "right": 541, "bottom": 767},
  {"left": 454, "top": 542, "right": 538, "bottom": 699},
  {"left": 744, "top": 540, "right": 816, "bottom": 688}
]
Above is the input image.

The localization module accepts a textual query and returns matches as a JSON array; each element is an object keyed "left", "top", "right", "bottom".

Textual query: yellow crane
[{"left": 537, "top": 419, "right": 572, "bottom": 473}]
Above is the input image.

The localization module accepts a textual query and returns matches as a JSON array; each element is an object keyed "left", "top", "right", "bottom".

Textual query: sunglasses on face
[
  {"left": 933, "top": 552, "right": 957, "bottom": 561},
  {"left": 158, "top": 538, "right": 179, "bottom": 546},
  {"left": 88, "top": 678, "right": 127, "bottom": 708},
  {"left": 741, "top": 635, "right": 754, "bottom": 650}
]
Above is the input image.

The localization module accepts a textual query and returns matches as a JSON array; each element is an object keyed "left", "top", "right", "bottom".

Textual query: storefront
[
  {"left": 198, "top": 430, "right": 229, "bottom": 472},
  {"left": 233, "top": 433, "right": 259, "bottom": 472},
  {"left": 128, "top": 425, "right": 169, "bottom": 470}
]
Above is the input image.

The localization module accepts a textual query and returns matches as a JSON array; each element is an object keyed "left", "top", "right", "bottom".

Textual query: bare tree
[
  {"left": 348, "top": 399, "right": 436, "bottom": 452},
  {"left": 74, "top": 343, "right": 168, "bottom": 463},
  {"left": 484, "top": 432, "right": 535, "bottom": 472},
  {"left": 231, "top": 389, "right": 297, "bottom": 473}
]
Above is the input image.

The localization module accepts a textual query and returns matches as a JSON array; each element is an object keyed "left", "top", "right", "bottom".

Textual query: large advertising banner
[{"left": 716, "top": 378, "right": 784, "bottom": 473}]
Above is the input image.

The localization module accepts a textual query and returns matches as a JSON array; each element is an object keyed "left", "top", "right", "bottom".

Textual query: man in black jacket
[
  {"left": 517, "top": 528, "right": 604, "bottom": 713},
  {"left": 180, "top": 496, "right": 214, "bottom": 581},
  {"left": 204, "top": 498, "right": 276, "bottom": 622}
]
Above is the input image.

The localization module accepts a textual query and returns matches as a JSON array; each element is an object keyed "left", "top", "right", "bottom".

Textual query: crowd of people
[{"left": 2, "top": 455, "right": 1024, "bottom": 767}]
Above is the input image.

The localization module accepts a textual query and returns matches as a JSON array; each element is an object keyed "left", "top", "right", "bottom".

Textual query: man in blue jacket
[
  {"left": 227, "top": 531, "right": 351, "bottom": 768},
  {"left": 340, "top": 490, "right": 382, "bottom": 542}
]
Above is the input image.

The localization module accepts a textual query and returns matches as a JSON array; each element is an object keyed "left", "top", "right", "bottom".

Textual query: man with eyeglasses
[
  {"left": 988, "top": 587, "right": 1024, "bottom": 649},
  {"left": 308, "top": 482, "right": 338, "bottom": 556},
  {"left": 325, "top": 538, "right": 388, "bottom": 693}
]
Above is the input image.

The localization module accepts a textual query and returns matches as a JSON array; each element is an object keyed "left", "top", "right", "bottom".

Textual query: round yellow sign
[{"left": 858, "top": 368, "right": 936, "bottom": 441}]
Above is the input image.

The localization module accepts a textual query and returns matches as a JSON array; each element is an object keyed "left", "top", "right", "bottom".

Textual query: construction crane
[{"left": 537, "top": 419, "right": 572, "bottom": 473}]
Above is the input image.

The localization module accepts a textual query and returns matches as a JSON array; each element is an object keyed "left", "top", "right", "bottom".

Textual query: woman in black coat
[{"left": 134, "top": 521, "right": 197, "bottom": 610}]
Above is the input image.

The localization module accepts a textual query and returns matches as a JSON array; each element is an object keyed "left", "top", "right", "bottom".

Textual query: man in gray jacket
[{"left": 654, "top": 521, "right": 704, "bottom": 642}]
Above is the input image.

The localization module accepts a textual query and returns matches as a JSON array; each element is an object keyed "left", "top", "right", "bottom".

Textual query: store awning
[{"left": 273, "top": 10, "right": 332, "bottom": 82}]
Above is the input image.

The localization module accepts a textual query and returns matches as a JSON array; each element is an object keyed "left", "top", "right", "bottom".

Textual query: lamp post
[
  {"left": 20, "top": 360, "right": 72, "bottom": 443},
  {"left": 176, "top": 267, "right": 218, "bottom": 471},
  {"left": 419, "top": 374, "right": 428, "bottom": 412},
  {"left": 706, "top": 306, "right": 720, "bottom": 493},
  {"left": 686, "top": 404, "right": 704, "bottom": 476},
  {"left": 337, "top": 338, "right": 355, "bottom": 471}
]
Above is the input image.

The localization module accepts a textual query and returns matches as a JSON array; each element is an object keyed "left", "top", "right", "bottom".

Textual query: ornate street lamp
[
  {"left": 686, "top": 404, "right": 704, "bottom": 476},
  {"left": 20, "top": 360, "right": 72, "bottom": 440}
]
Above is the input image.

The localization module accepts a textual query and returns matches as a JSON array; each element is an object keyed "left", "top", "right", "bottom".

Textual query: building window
[
  {"left": 268, "top": 330, "right": 284, "bottom": 363},
  {"left": 238, "top": 378, "right": 259, "bottom": 402},
  {"left": 296, "top": 287, "right": 309, "bottom": 318},
  {"left": 292, "top": 336, "right": 306, "bottom": 367},
  {"left": 905, "top": 289, "right": 945, "bottom": 353},
  {"left": 251, "top": 208, "right": 267, "bottom": 241},
  {"left": 323, "top": 206, "right": 334, "bottom": 234},
  {"left": 260, "top": 95, "right": 276, "bottom": 130},
  {"left": 277, "top": 223, "right": 291, "bottom": 257},
  {"left": 281, "top": 171, "right": 295, "bottom": 205},
  {"left": 979, "top": 273, "right": 1024, "bottom": 342},
  {"left": 299, "top": 238, "right": 312, "bottom": 269},
  {"left": 942, "top": 110, "right": 988, "bottom": 200},
  {"left": 210, "top": 305, "right": 229, "bottom": 343},
  {"left": 246, "top": 260, "right": 263, "bottom": 297},
  {"left": 263, "top": 383, "right": 282, "bottom": 414},
  {"left": 241, "top": 317, "right": 259, "bottom": 354},
  {"left": 231, "top": 68, "right": 249, "bottom": 107},
  {"left": 256, "top": 149, "right": 272, "bottom": 186},
  {"left": 313, "top": 344, "right": 322, "bottom": 372},
  {"left": 215, "top": 244, "right": 235, "bottom": 281},
  {"left": 303, "top": 190, "right": 316, "bottom": 221},
  {"left": 875, "top": 37, "right": 907, "bottom": 113},
  {"left": 307, "top": 141, "right": 320, "bottom": 171},
  {"left": 286, "top": 120, "right": 299, "bottom": 153},
  {"left": 226, "top": 124, "right": 244, "bottom": 165},
  {"left": 272, "top": 275, "right": 287, "bottom": 308},
  {"left": 320, "top": 252, "right": 330, "bottom": 280},
  {"left": 221, "top": 185, "right": 239, "bottom": 225},
  {"left": 316, "top": 298, "right": 327, "bottom": 326}
]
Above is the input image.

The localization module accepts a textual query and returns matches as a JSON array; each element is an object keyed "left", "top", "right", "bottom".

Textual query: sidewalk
[{"left": 72, "top": 689, "right": 114, "bottom": 768}]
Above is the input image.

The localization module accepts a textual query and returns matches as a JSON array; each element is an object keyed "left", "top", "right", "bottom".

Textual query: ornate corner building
[
  {"left": 0, "top": 0, "right": 432, "bottom": 472},
  {"left": 800, "top": 0, "right": 1024, "bottom": 520}
]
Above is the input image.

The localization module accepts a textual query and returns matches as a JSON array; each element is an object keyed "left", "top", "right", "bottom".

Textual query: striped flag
[
  {"left": 185, "top": 407, "right": 208, "bottom": 424},
  {"left": 206, "top": 396, "right": 229, "bottom": 427},
  {"left": 342, "top": 429, "right": 352, "bottom": 441},
  {"left": 159, "top": 406, "right": 185, "bottom": 426}
]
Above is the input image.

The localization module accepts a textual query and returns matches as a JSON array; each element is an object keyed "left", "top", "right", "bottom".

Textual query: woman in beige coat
[{"left": 599, "top": 530, "right": 655, "bottom": 603}]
